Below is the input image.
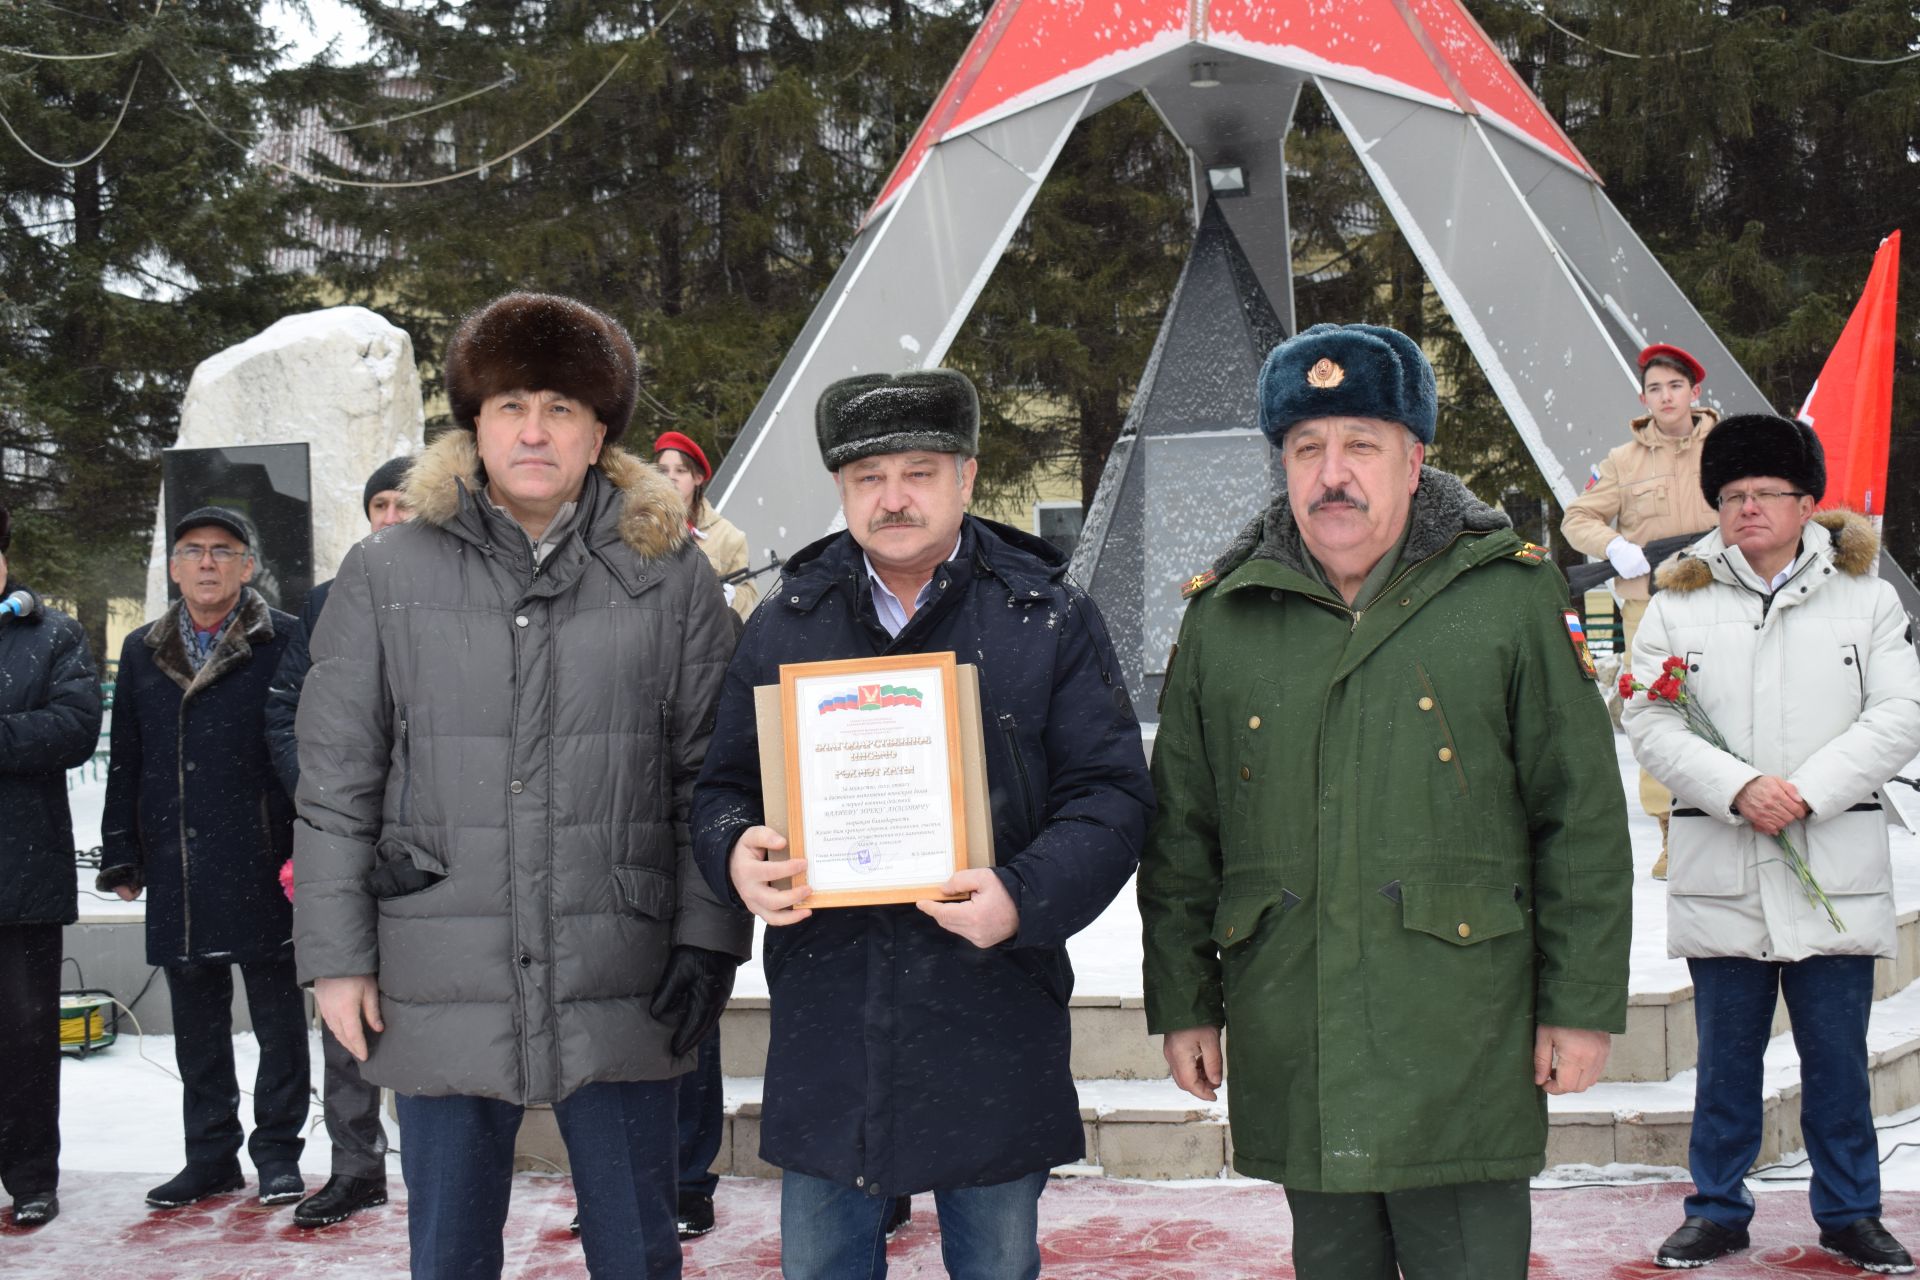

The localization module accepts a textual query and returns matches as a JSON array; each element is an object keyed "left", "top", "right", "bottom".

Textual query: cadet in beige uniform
[{"left": 1561, "top": 344, "right": 1719, "bottom": 877}]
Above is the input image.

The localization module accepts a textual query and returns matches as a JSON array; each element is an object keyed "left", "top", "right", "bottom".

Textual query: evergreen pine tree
[
  {"left": 312, "top": 0, "right": 983, "bottom": 471},
  {"left": 0, "top": 1, "right": 307, "bottom": 658}
]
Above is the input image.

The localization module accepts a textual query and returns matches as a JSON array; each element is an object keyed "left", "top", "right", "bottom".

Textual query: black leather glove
[{"left": 648, "top": 944, "right": 738, "bottom": 1058}]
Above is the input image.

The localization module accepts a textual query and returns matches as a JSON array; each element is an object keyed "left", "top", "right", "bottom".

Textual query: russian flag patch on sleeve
[{"left": 1562, "top": 609, "right": 1598, "bottom": 681}]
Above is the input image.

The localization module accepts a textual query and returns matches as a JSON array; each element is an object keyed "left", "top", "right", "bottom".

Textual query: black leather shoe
[
  {"left": 884, "top": 1195, "right": 911, "bottom": 1242},
  {"left": 293, "top": 1175, "right": 388, "bottom": 1228},
  {"left": 146, "top": 1163, "right": 245, "bottom": 1209},
  {"left": 1821, "top": 1218, "right": 1916, "bottom": 1273},
  {"left": 257, "top": 1165, "right": 306, "bottom": 1206},
  {"left": 11, "top": 1193, "right": 57, "bottom": 1227},
  {"left": 677, "top": 1191, "right": 715, "bottom": 1240},
  {"left": 1656, "top": 1216, "right": 1751, "bottom": 1268}
]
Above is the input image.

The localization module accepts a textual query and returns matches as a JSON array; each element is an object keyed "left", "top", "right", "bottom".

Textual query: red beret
[
  {"left": 652, "top": 431, "right": 712, "bottom": 482},
  {"left": 1637, "top": 343, "right": 1705, "bottom": 386}
]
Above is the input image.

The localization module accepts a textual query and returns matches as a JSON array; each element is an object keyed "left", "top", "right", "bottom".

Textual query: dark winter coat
[
  {"left": 0, "top": 585, "right": 104, "bottom": 927},
  {"left": 1140, "top": 468, "right": 1633, "bottom": 1192},
  {"left": 292, "top": 431, "right": 750, "bottom": 1105},
  {"left": 98, "top": 589, "right": 302, "bottom": 966},
  {"left": 692, "top": 515, "right": 1154, "bottom": 1196},
  {"left": 265, "top": 577, "right": 330, "bottom": 796}
]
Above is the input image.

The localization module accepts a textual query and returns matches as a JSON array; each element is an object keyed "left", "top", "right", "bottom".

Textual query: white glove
[
  {"left": 1605, "top": 536, "right": 1651, "bottom": 579},
  {"left": 722, "top": 582, "right": 737, "bottom": 606}
]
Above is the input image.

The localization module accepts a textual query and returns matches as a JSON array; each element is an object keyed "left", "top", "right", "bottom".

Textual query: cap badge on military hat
[
  {"left": 1258, "top": 323, "right": 1438, "bottom": 447},
  {"left": 1307, "top": 358, "right": 1345, "bottom": 389}
]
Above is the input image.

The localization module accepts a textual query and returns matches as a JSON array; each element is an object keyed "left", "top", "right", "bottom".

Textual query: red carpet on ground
[{"left": 4, "top": 1174, "right": 1909, "bottom": 1277}]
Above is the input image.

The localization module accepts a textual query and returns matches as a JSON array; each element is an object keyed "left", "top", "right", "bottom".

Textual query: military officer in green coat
[{"left": 1139, "top": 323, "right": 1633, "bottom": 1278}]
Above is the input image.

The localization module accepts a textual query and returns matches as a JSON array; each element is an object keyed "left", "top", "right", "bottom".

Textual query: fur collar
[
  {"left": 401, "top": 430, "right": 688, "bottom": 562},
  {"left": 147, "top": 588, "right": 274, "bottom": 697},
  {"left": 1212, "top": 465, "right": 1510, "bottom": 580},
  {"left": 1654, "top": 508, "right": 1878, "bottom": 594}
]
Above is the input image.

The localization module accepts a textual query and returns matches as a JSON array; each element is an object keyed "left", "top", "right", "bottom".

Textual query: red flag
[{"left": 1799, "top": 231, "right": 1900, "bottom": 516}]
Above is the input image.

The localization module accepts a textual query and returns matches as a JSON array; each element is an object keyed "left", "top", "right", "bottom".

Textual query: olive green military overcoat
[{"left": 1140, "top": 467, "right": 1633, "bottom": 1192}]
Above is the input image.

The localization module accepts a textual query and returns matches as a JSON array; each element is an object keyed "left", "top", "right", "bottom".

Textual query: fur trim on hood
[
  {"left": 1655, "top": 509, "right": 1878, "bottom": 594},
  {"left": 1213, "top": 465, "right": 1510, "bottom": 580},
  {"left": 402, "top": 429, "right": 688, "bottom": 562}
]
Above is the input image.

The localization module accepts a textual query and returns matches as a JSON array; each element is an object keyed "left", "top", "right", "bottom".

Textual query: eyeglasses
[
  {"left": 169, "top": 545, "right": 249, "bottom": 564},
  {"left": 1716, "top": 488, "right": 1807, "bottom": 510}
]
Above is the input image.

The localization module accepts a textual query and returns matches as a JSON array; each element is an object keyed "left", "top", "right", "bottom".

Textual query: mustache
[
  {"left": 1309, "top": 488, "right": 1369, "bottom": 514},
  {"left": 868, "top": 511, "right": 926, "bottom": 533}
]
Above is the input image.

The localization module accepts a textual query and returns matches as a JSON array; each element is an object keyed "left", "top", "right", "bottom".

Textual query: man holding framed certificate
[{"left": 693, "top": 369, "right": 1153, "bottom": 1279}]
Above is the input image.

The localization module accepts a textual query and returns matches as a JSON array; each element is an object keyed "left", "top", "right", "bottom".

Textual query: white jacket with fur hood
[{"left": 1625, "top": 510, "right": 1920, "bottom": 961}]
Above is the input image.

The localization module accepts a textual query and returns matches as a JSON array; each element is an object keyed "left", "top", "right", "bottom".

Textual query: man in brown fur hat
[{"left": 292, "top": 292, "right": 750, "bottom": 1279}]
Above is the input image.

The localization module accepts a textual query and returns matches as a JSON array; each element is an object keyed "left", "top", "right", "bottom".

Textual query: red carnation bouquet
[{"left": 1622, "top": 655, "right": 1843, "bottom": 932}]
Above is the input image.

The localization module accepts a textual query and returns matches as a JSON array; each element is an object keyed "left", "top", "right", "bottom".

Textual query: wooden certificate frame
[{"left": 778, "top": 651, "right": 969, "bottom": 908}]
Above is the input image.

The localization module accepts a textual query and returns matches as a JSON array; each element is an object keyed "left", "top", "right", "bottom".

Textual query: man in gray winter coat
[{"left": 292, "top": 292, "right": 750, "bottom": 1279}]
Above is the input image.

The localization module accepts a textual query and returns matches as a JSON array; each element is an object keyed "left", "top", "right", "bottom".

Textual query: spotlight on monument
[
  {"left": 1189, "top": 59, "right": 1220, "bottom": 88},
  {"left": 1206, "top": 165, "right": 1247, "bottom": 196}
]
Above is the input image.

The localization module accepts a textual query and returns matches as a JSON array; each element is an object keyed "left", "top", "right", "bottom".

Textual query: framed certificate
[{"left": 779, "top": 652, "right": 970, "bottom": 908}]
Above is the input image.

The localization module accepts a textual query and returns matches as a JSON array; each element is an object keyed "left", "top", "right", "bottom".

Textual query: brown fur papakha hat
[{"left": 443, "top": 292, "right": 639, "bottom": 443}]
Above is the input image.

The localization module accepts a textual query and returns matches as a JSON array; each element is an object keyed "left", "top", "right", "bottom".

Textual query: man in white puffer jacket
[{"left": 1626, "top": 413, "right": 1920, "bottom": 1273}]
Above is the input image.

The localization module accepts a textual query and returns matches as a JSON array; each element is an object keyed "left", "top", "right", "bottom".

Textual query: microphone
[{"left": 0, "top": 588, "right": 41, "bottom": 619}]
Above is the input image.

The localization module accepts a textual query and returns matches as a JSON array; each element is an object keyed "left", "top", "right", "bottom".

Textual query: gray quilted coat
[{"left": 292, "top": 431, "right": 750, "bottom": 1104}]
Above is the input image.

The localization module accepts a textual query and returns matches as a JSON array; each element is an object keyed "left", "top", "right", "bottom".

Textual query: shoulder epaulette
[
  {"left": 1511, "top": 542, "right": 1547, "bottom": 565},
  {"left": 1180, "top": 568, "right": 1219, "bottom": 599}
]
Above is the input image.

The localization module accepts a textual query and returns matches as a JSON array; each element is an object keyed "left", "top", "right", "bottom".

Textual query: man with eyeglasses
[
  {"left": 1626, "top": 415, "right": 1920, "bottom": 1271},
  {"left": 1563, "top": 344, "right": 1721, "bottom": 879},
  {"left": 99, "top": 506, "right": 311, "bottom": 1212}
]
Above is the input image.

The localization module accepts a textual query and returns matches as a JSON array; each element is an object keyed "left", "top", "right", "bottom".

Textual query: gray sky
[{"left": 263, "top": 0, "right": 376, "bottom": 66}]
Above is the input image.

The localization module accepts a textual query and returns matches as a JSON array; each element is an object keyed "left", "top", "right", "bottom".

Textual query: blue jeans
[
  {"left": 1687, "top": 955, "right": 1879, "bottom": 1231},
  {"left": 397, "top": 1079, "right": 680, "bottom": 1280},
  {"left": 779, "top": 1167, "right": 1046, "bottom": 1280},
  {"left": 676, "top": 1030, "right": 723, "bottom": 1198}
]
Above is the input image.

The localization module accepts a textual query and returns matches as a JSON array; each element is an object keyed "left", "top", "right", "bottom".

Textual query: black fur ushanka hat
[
  {"left": 1699, "top": 413, "right": 1827, "bottom": 507},
  {"left": 815, "top": 369, "right": 979, "bottom": 470}
]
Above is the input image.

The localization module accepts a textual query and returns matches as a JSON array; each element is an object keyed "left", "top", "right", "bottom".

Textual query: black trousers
[
  {"left": 320, "top": 1020, "right": 387, "bottom": 1179},
  {"left": 165, "top": 957, "right": 310, "bottom": 1172},
  {"left": 0, "top": 924, "right": 62, "bottom": 1198},
  {"left": 676, "top": 1028, "right": 723, "bottom": 1198}
]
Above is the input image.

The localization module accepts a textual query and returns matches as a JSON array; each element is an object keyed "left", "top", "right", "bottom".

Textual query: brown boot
[{"left": 1651, "top": 814, "right": 1669, "bottom": 880}]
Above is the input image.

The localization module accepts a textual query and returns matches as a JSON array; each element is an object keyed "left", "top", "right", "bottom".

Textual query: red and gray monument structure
[{"left": 709, "top": 0, "right": 1914, "bottom": 712}]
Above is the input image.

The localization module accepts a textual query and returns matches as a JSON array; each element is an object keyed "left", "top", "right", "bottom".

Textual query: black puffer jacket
[
  {"left": 0, "top": 585, "right": 103, "bottom": 926},
  {"left": 693, "top": 516, "right": 1154, "bottom": 1195}
]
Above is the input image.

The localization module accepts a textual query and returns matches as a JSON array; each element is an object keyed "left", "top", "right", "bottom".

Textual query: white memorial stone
[{"left": 143, "top": 306, "right": 426, "bottom": 619}]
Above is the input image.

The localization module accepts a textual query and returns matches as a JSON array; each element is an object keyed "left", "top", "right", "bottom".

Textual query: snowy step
[
  {"left": 1544, "top": 976, "right": 1920, "bottom": 1173},
  {"left": 547, "top": 981, "right": 1920, "bottom": 1184},
  {"left": 515, "top": 1074, "right": 1238, "bottom": 1182},
  {"left": 714, "top": 908, "right": 1920, "bottom": 1088}
]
